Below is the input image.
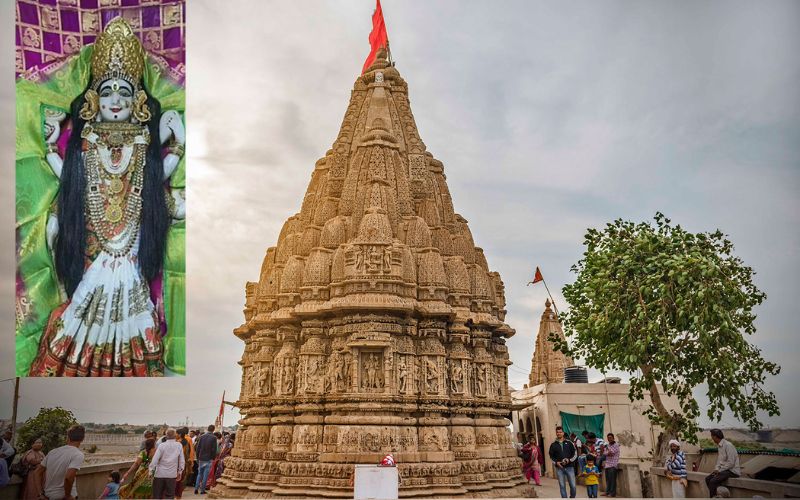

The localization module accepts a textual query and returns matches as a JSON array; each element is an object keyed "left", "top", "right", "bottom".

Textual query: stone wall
[
  {"left": 0, "top": 460, "right": 133, "bottom": 500},
  {"left": 650, "top": 466, "right": 800, "bottom": 498}
]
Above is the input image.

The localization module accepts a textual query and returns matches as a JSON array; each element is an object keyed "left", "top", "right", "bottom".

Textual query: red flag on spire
[
  {"left": 531, "top": 267, "right": 544, "bottom": 284},
  {"left": 215, "top": 391, "right": 225, "bottom": 429},
  {"left": 362, "top": 0, "right": 389, "bottom": 74}
]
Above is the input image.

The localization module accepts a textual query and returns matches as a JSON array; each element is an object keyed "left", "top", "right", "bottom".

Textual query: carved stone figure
[
  {"left": 259, "top": 363, "right": 272, "bottom": 395},
  {"left": 361, "top": 353, "right": 383, "bottom": 391},
  {"left": 398, "top": 356, "right": 409, "bottom": 393},
  {"left": 282, "top": 357, "right": 296, "bottom": 394},
  {"left": 476, "top": 363, "right": 487, "bottom": 396},
  {"left": 426, "top": 357, "right": 439, "bottom": 393},
  {"left": 342, "top": 352, "right": 352, "bottom": 389},
  {"left": 450, "top": 362, "right": 463, "bottom": 393}
]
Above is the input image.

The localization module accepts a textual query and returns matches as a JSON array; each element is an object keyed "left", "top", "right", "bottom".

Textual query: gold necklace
[{"left": 82, "top": 123, "right": 149, "bottom": 257}]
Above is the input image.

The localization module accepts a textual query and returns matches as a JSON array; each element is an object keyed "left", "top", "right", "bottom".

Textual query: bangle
[
  {"left": 46, "top": 143, "right": 59, "bottom": 154},
  {"left": 168, "top": 142, "right": 185, "bottom": 157}
]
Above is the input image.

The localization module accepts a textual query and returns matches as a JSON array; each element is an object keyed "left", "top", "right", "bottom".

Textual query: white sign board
[{"left": 353, "top": 464, "right": 399, "bottom": 500}]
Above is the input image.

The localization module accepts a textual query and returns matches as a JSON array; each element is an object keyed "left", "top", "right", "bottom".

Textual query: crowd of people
[
  {"left": 543, "top": 426, "right": 621, "bottom": 498},
  {"left": 119, "top": 424, "right": 235, "bottom": 498},
  {"left": 0, "top": 421, "right": 745, "bottom": 499},
  {"left": 0, "top": 423, "right": 235, "bottom": 500},
  {"left": 518, "top": 426, "right": 740, "bottom": 498}
]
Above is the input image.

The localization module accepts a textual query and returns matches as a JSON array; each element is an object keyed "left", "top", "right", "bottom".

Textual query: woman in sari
[
  {"left": 19, "top": 438, "right": 45, "bottom": 500},
  {"left": 119, "top": 438, "right": 155, "bottom": 498},
  {"left": 206, "top": 433, "right": 234, "bottom": 490},
  {"left": 521, "top": 438, "right": 542, "bottom": 486}
]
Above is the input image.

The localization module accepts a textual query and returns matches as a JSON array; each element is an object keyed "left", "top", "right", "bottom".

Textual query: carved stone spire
[
  {"left": 529, "top": 298, "right": 574, "bottom": 387},
  {"left": 219, "top": 45, "right": 529, "bottom": 499}
]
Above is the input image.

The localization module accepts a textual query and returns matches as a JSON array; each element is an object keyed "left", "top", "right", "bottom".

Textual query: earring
[
  {"left": 132, "top": 90, "right": 151, "bottom": 123},
  {"left": 79, "top": 89, "right": 99, "bottom": 121}
]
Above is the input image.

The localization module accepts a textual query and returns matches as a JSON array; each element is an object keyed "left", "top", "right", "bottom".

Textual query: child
[
  {"left": 581, "top": 455, "right": 601, "bottom": 498},
  {"left": 99, "top": 471, "right": 121, "bottom": 499}
]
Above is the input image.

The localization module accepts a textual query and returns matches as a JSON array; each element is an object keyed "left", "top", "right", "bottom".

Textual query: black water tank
[{"left": 564, "top": 366, "right": 588, "bottom": 383}]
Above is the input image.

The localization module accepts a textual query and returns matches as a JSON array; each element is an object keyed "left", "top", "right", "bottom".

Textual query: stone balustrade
[
  {"left": 649, "top": 466, "right": 800, "bottom": 498},
  {"left": 0, "top": 460, "right": 134, "bottom": 500}
]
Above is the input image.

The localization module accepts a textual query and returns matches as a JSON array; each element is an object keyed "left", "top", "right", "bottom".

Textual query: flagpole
[
  {"left": 541, "top": 279, "right": 560, "bottom": 317},
  {"left": 526, "top": 269, "right": 561, "bottom": 317}
]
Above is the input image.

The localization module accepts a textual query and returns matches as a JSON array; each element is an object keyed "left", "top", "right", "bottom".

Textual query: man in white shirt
[
  {"left": 149, "top": 428, "right": 185, "bottom": 499},
  {"left": 705, "top": 429, "right": 741, "bottom": 497},
  {"left": 39, "top": 425, "right": 85, "bottom": 500}
]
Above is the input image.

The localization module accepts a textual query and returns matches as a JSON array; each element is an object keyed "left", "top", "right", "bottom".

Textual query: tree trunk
[{"left": 642, "top": 365, "right": 676, "bottom": 465}]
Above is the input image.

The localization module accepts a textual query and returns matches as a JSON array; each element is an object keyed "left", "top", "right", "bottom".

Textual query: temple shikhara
[
  {"left": 215, "top": 48, "right": 530, "bottom": 498},
  {"left": 528, "top": 299, "right": 574, "bottom": 387}
]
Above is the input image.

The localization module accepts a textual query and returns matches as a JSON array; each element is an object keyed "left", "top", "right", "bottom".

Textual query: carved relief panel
[
  {"left": 299, "top": 355, "right": 325, "bottom": 394},
  {"left": 396, "top": 354, "right": 412, "bottom": 394},
  {"left": 293, "top": 425, "right": 322, "bottom": 453},
  {"left": 473, "top": 363, "right": 490, "bottom": 398},
  {"left": 354, "top": 245, "right": 394, "bottom": 275},
  {"left": 323, "top": 350, "right": 350, "bottom": 393},
  {"left": 449, "top": 359, "right": 466, "bottom": 395},
  {"left": 359, "top": 351, "right": 385, "bottom": 392},
  {"left": 419, "top": 427, "right": 450, "bottom": 452},
  {"left": 256, "top": 361, "right": 273, "bottom": 396},
  {"left": 424, "top": 355, "right": 442, "bottom": 395},
  {"left": 269, "top": 425, "right": 293, "bottom": 451},
  {"left": 274, "top": 355, "right": 298, "bottom": 396}
]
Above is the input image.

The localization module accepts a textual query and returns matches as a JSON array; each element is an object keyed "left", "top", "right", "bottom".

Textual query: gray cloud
[{"left": 1, "top": 0, "right": 798, "bottom": 429}]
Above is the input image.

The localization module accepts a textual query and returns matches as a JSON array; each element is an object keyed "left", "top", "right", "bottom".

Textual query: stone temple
[{"left": 216, "top": 49, "right": 530, "bottom": 498}]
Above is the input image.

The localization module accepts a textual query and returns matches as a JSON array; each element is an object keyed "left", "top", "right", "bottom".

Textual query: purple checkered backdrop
[{"left": 16, "top": 0, "right": 185, "bottom": 84}]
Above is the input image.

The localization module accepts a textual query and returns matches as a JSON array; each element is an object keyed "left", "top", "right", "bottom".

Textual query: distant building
[
  {"left": 512, "top": 299, "right": 681, "bottom": 477},
  {"left": 512, "top": 381, "right": 681, "bottom": 476}
]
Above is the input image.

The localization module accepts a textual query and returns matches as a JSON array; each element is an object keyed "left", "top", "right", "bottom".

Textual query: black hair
[
  {"left": 710, "top": 429, "right": 724, "bottom": 439},
  {"left": 555, "top": 426, "right": 563, "bottom": 431},
  {"left": 56, "top": 82, "right": 168, "bottom": 297},
  {"left": 582, "top": 430, "right": 589, "bottom": 436},
  {"left": 110, "top": 471, "right": 121, "bottom": 483},
  {"left": 588, "top": 432, "right": 597, "bottom": 439},
  {"left": 586, "top": 454, "right": 596, "bottom": 463},
  {"left": 67, "top": 425, "right": 86, "bottom": 442}
]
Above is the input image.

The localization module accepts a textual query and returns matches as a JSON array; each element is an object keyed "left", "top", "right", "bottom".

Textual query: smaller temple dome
[
  {"left": 279, "top": 256, "right": 306, "bottom": 293},
  {"left": 356, "top": 206, "right": 393, "bottom": 243},
  {"left": 403, "top": 217, "right": 432, "bottom": 248},
  {"left": 320, "top": 216, "right": 348, "bottom": 249}
]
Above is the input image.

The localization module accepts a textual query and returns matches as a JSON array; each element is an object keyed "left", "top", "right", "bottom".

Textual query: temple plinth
[
  {"left": 215, "top": 49, "right": 530, "bottom": 498},
  {"left": 528, "top": 299, "right": 574, "bottom": 387}
]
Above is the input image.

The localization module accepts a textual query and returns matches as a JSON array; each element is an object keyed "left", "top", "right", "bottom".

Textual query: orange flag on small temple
[
  {"left": 531, "top": 267, "right": 544, "bottom": 284},
  {"left": 362, "top": 0, "right": 389, "bottom": 74}
]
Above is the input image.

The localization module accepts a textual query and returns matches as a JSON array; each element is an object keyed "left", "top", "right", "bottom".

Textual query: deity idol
[{"left": 28, "top": 18, "right": 185, "bottom": 377}]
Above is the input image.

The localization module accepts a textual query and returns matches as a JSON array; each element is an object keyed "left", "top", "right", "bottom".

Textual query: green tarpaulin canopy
[{"left": 559, "top": 411, "right": 605, "bottom": 438}]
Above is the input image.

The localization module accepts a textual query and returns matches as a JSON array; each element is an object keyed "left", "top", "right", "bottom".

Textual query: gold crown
[{"left": 90, "top": 17, "right": 146, "bottom": 90}]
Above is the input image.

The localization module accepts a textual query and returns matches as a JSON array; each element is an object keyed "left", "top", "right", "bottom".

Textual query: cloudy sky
[{"left": 1, "top": 0, "right": 798, "bottom": 430}]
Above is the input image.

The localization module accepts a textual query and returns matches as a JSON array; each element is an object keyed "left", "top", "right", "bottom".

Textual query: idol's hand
[
  {"left": 160, "top": 110, "right": 185, "bottom": 145},
  {"left": 43, "top": 109, "right": 66, "bottom": 144}
]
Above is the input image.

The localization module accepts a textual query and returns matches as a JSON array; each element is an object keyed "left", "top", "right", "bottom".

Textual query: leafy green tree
[
  {"left": 551, "top": 213, "right": 780, "bottom": 443},
  {"left": 16, "top": 407, "right": 78, "bottom": 454}
]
